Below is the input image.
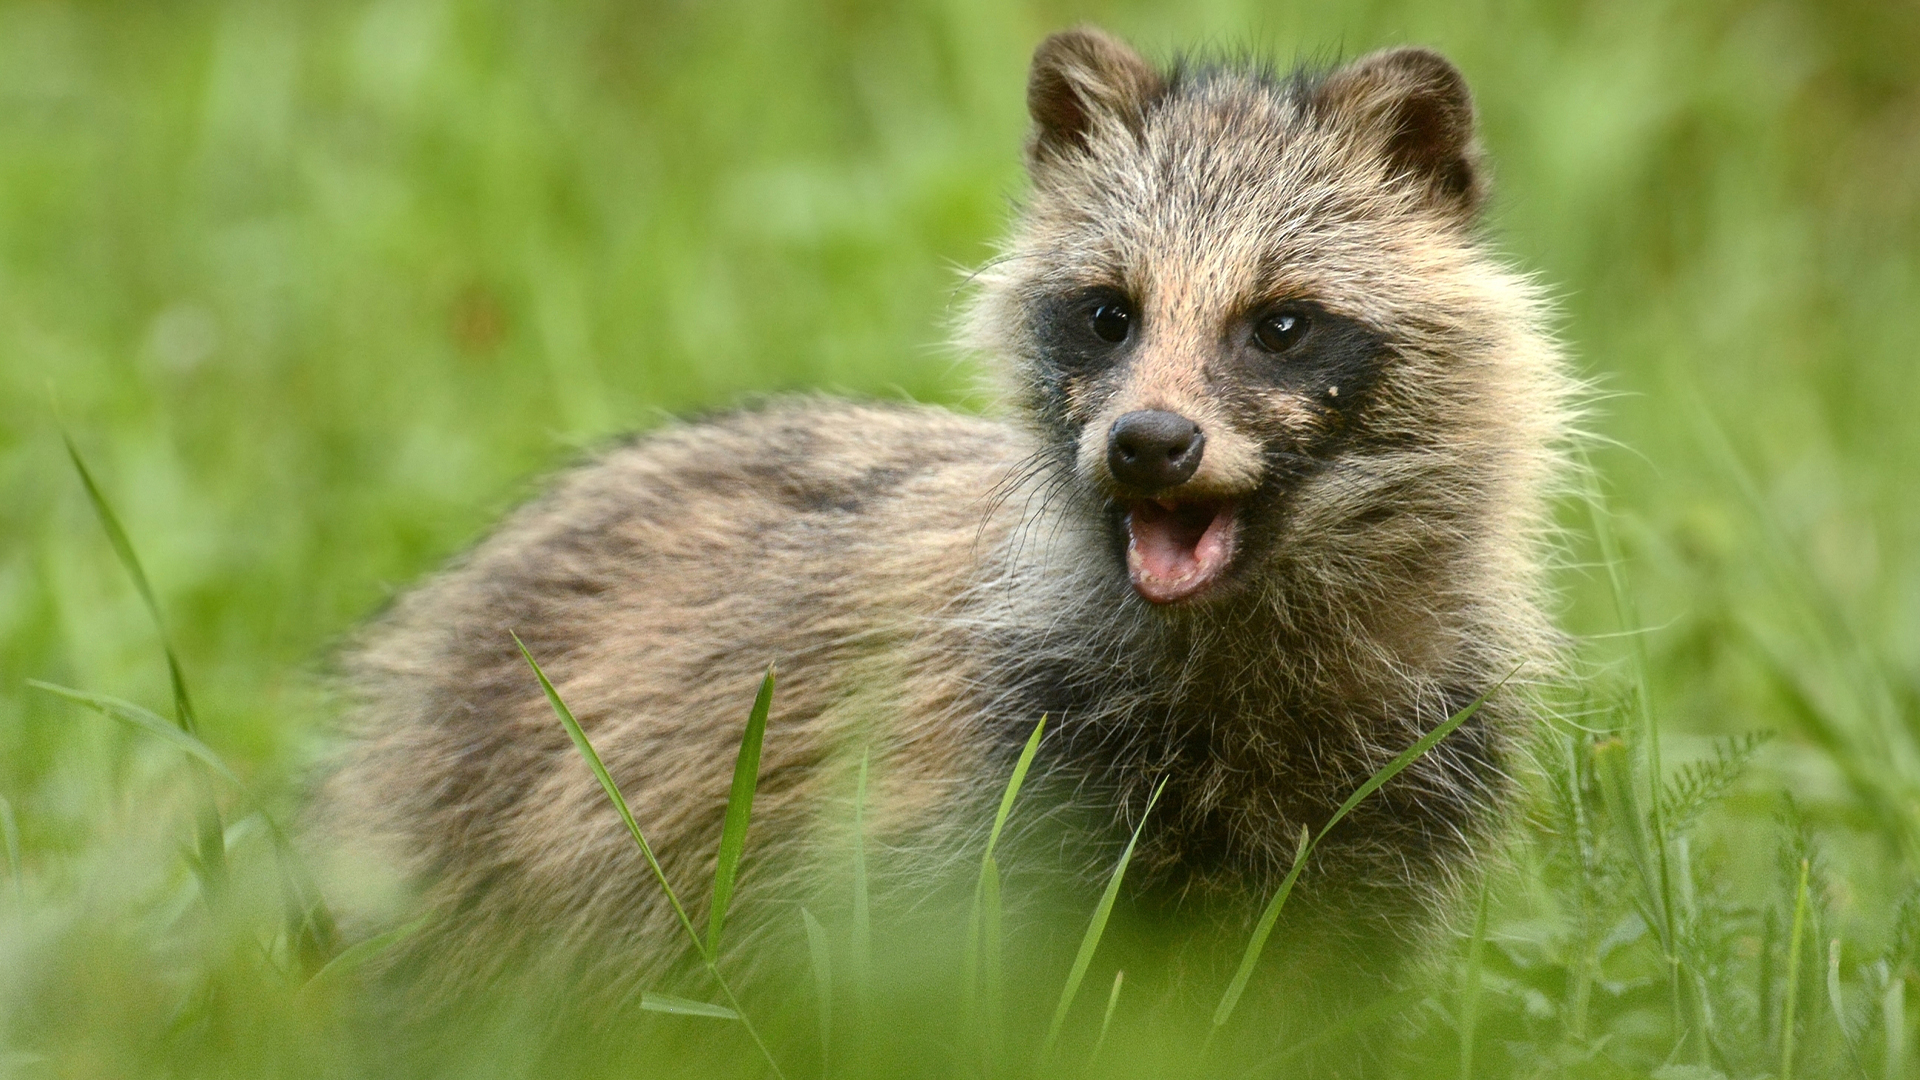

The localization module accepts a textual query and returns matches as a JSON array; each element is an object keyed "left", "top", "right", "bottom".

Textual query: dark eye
[
  {"left": 1253, "top": 311, "right": 1310, "bottom": 354},
  {"left": 1088, "top": 301, "right": 1133, "bottom": 344}
]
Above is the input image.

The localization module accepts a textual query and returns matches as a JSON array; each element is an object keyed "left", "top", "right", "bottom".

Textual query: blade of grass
[
  {"left": 1236, "top": 989, "right": 1425, "bottom": 1080},
  {"left": 1594, "top": 738, "right": 1661, "bottom": 934},
  {"left": 1042, "top": 776, "right": 1166, "bottom": 1059},
  {"left": 704, "top": 973, "right": 786, "bottom": 1078},
  {"left": 965, "top": 715, "right": 1045, "bottom": 1045},
  {"left": 984, "top": 716, "right": 1046, "bottom": 869},
  {"left": 1211, "top": 676, "right": 1507, "bottom": 1036},
  {"left": 1560, "top": 727, "right": 1598, "bottom": 1042},
  {"left": 516, "top": 635, "right": 785, "bottom": 1079},
  {"left": 640, "top": 992, "right": 741, "bottom": 1020},
  {"left": 262, "top": 814, "right": 339, "bottom": 975},
  {"left": 32, "top": 677, "right": 335, "bottom": 961},
  {"left": 55, "top": 430, "right": 228, "bottom": 897},
  {"left": 982, "top": 854, "right": 1004, "bottom": 1066},
  {"left": 300, "top": 913, "right": 431, "bottom": 998},
  {"left": 1460, "top": 874, "right": 1491, "bottom": 1080},
  {"left": 802, "top": 907, "right": 832, "bottom": 1076},
  {"left": 1761, "top": 909, "right": 1779, "bottom": 1054},
  {"left": 0, "top": 795, "right": 20, "bottom": 900},
  {"left": 61, "top": 429, "right": 197, "bottom": 735},
  {"left": 1829, "top": 937, "right": 1873, "bottom": 1080},
  {"left": 709, "top": 663, "right": 774, "bottom": 956},
  {"left": 1783, "top": 858, "right": 1811, "bottom": 1080},
  {"left": 1087, "top": 969, "right": 1124, "bottom": 1073},
  {"left": 192, "top": 801, "right": 228, "bottom": 897},
  {"left": 1882, "top": 968, "right": 1905, "bottom": 1080},
  {"left": 515, "top": 633, "right": 701, "bottom": 949},
  {"left": 27, "top": 681, "right": 241, "bottom": 786},
  {"left": 1208, "top": 824, "right": 1306, "bottom": 1046},
  {"left": 1586, "top": 467, "right": 1687, "bottom": 1049}
]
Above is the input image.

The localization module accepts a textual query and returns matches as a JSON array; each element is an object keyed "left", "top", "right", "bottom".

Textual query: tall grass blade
[
  {"left": 1586, "top": 468, "right": 1686, "bottom": 1045},
  {"left": 27, "top": 681, "right": 241, "bottom": 787},
  {"left": 1238, "top": 989, "right": 1424, "bottom": 1080},
  {"left": 1208, "top": 823, "right": 1306, "bottom": 1043},
  {"left": 1828, "top": 937, "right": 1873, "bottom": 1079},
  {"left": 981, "top": 854, "right": 1004, "bottom": 1065},
  {"left": 802, "top": 907, "right": 832, "bottom": 1076},
  {"left": 1042, "top": 777, "right": 1166, "bottom": 1059},
  {"left": 639, "top": 992, "right": 741, "bottom": 1020},
  {"left": 1783, "top": 858, "right": 1811, "bottom": 1080},
  {"left": 1883, "top": 970, "right": 1905, "bottom": 1080},
  {"left": 1761, "top": 909, "right": 1779, "bottom": 1047},
  {"left": 1315, "top": 680, "right": 1497, "bottom": 839},
  {"left": 55, "top": 433, "right": 229, "bottom": 898},
  {"left": 1460, "top": 874, "right": 1491, "bottom": 1080},
  {"left": 61, "top": 430, "right": 197, "bottom": 735},
  {"left": 709, "top": 663, "right": 774, "bottom": 957},
  {"left": 1212, "top": 678, "right": 1504, "bottom": 1033},
  {"left": 33, "top": 675, "right": 335, "bottom": 960},
  {"left": 0, "top": 795, "right": 20, "bottom": 899},
  {"left": 264, "top": 816, "right": 339, "bottom": 974},
  {"left": 1593, "top": 738, "right": 1661, "bottom": 933},
  {"left": 1830, "top": 938, "right": 1846, "bottom": 1035},
  {"left": 513, "top": 633, "right": 701, "bottom": 949},
  {"left": 517, "top": 636, "right": 785, "bottom": 1079},
  {"left": 300, "top": 913, "right": 431, "bottom": 997},
  {"left": 1087, "top": 969, "right": 1124, "bottom": 1072},
  {"left": 966, "top": 715, "right": 1045, "bottom": 1041},
  {"left": 191, "top": 801, "right": 228, "bottom": 897},
  {"left": 986, "top": 715, "right": 1046, "bottom": 868}
]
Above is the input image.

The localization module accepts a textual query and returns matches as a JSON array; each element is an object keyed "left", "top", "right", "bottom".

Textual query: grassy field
[{"left": 2, "top": 0, "right": 1918, "bottom": 1076}]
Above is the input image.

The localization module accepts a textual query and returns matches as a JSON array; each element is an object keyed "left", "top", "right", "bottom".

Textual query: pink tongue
[{"left": 1126, "top": 500, "right": 1235, "bottom": 604}]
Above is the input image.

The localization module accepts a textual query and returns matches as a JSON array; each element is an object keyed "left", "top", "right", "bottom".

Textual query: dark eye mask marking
[{"left": 1234, "top": 300, "right": 1390, "bottom": 409}]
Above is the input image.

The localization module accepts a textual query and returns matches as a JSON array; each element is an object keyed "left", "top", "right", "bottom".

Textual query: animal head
[{"left": 969, "top": 28, "right": 1564, "bottom": 614}]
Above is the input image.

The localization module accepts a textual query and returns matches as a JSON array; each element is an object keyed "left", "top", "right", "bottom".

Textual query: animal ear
[
  {"left": 1025, "top": 27, "right": 1164, "bottom": 166},
  {"left": 1315, "top": 47, "right": 1486, "bottom": 221}
]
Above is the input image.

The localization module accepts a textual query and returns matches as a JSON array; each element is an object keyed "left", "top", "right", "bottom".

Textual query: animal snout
[{"left": 1107, "top": 410, "right": 1205, "bottom": 492}]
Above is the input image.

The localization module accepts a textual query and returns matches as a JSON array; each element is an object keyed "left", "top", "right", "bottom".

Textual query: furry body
[{"left": 313, "top": 30, "right": 1572, "bottom": 997}]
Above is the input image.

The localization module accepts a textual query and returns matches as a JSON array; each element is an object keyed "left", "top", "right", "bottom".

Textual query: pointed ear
[
  {"left": 1025, "top": 27, "right": 1164, "bottom": 166},
  {"left": 1315, "top": 47, "right": 1485, "bottom": 221}
]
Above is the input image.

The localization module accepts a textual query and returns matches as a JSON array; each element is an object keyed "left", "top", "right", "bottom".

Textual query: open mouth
[{"left": 1123, "top": 498, "right": 1238, "bottom": 604}]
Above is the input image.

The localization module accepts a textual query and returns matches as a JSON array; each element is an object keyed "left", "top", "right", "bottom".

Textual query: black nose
[{"left": 1107, "top": 410, "right": 1205, "bottom": 492}]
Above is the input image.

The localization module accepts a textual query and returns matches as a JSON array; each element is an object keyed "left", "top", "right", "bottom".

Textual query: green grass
[{"left": 3, "top": 0, "right": 1919, "bottom": 1076}]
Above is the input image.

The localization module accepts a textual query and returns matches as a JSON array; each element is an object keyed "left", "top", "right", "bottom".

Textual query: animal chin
[{"left": 1124, "top": 497, "right": 1238, "bottom": 604}]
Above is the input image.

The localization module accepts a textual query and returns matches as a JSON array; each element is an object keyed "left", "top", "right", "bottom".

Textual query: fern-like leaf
[{"left": 1660, "top": 731, "right": 1771, "bottom": 839}]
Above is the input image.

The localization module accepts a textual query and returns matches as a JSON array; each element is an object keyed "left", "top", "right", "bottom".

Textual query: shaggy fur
[{"left": 311, "top": 28, "right": 1573, "bottom": 1002}]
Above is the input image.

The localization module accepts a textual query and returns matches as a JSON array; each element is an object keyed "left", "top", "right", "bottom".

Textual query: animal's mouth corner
[{"left": 1124, "top": 497, "right": 1238, "bottom": 604}]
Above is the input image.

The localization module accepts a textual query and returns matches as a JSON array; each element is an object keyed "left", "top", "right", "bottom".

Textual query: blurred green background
[{"left": 1, "top": 0, "right": 1917, "bottom": 1075}]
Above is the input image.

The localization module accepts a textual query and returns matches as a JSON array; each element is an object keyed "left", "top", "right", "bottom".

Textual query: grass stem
[
  {"left": 1087, "top": 969, "right": 1123, "bottom": 1075},
  {"left": 1460, "top": 874, "right": 1490, "bottom": 1080},
  {"left": 1210, "top": 675, "right": 1508, "bottom": 1041},
  {"left": 966, "top": 714, "right": 1044, "bottom": 1066},
  {"left": 0, "top": 795, "right": 19, "bottom": 901},
  {"left": 516, "top": 635, "right": 786, "bottom": 1080},
  {"left": 1042, "top": 777, "right": 1166, "bottom": 1060},
  {"left": 802, "top": 907, "right": 832, "bottom": 1078},
  {"left": 1783, "top": 858, "right": 1811, "bottom": 1080}
]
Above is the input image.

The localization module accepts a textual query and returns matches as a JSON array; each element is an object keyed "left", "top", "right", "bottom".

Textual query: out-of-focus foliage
[{"left": 1, "top": 1, "right": 1916, "bottom": 1077}]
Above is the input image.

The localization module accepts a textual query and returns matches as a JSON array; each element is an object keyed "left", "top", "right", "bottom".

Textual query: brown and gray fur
[{"left": 311, "top": 29, "right": 1573, "bottom": 1005}]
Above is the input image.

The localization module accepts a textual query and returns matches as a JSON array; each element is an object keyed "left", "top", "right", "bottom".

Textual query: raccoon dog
[{"left": 312, "top": 28, "right": 1571, "bottom": 1001}]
